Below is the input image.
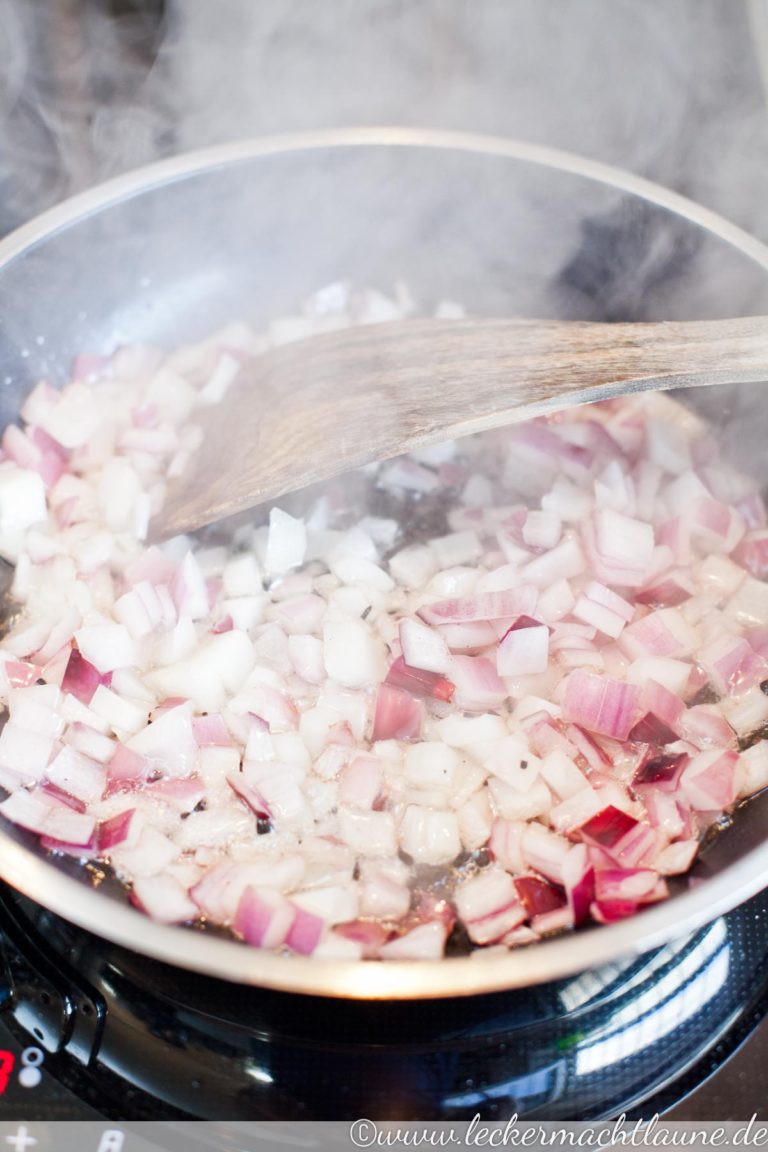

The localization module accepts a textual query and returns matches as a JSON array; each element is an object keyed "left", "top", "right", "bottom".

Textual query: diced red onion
[
  {"left": 678, "top": 749, "right": 739, "bottom": 811},
  {"left": 0, "top": 310, "right": 765, "bottom": 962},
  {"left": 399, "top": 617, "right": 452, "bottom": 675},
  {"left": 371, "top": 684, "right": 424, "bottom": 741},
  {"left": 335, "top": 920, "right": 391, "bottom": 958},
  {"left": 593, "top": 509, "right": 654, "bottom": 584},
  {"left": 561, "top": 671, "right": 640, "bottom": 741},
  {"left": 105, "top": 745, "right": 148, "bottom": 795},
  {"left": 41, "top": 831, "right": 98, "bottom": 858},
  {"left": 130, "top": 875, "right": 198, "bottom": 923},
  {"left": 191, "top": 714, "right": 232, "bottom": 747},
  {"left": 539, "top": 749, "right": 590, "bottom": 800},
  {"left": 61, "top": 648, "right": 112, "bottom": 705},
  {"left": 45, "top": 746, "right": 105, "bottom": 804},
  {"left": 594, "top": 868, "right": 659, "bottom": 902},
  {"left": 561, "top": 844, "right": 595, "bottom": 924},
  {"left": 386, "top": 658, "right": 453, "bottom": 700},
  {"left": 564, "top": 724, "right": 611, "bottom": 771},
  {"left": 450, "top": 656, "right": 506, "bottom": 712},
  {"left": 284, "top": 905, "right": 325, "bottom": 955},
  {"left": 379, "top": 921, "right": 449, "bottom": 959},
  {"left": 0, "top": 789, "right": 95, "bottom": 845},
  {"left": 234, "top": 886, "right": 296, "bottom": 949},
  {"left": 98, "top": 807, "right": 142, "bottom": 850},
  {"left": 455, "top": 869, "right": 527, "bottom": 944},
  {"left": 697, "top": 633, "right": 768, "bottom": 697},
  {"left": 338, "top": 756, "right": 383, "bottom": 809},
  {"left": 633, "top": 751, "right": 689, "bottom": 793},
  {"left": 419, "top": 587, "right": 537, "bottom": 626},
  {"left": 654, "top": 839, "right": 699, "bottom": 875},
  {"left": 497, "top": 620, "right": 550, "bottom": 677},
  {"left": 527, "top": 905, "right": 572, "bottom": 935},
  {"left": 590, "top": 898, "right": 639, "bottom": 923},
  {"left": 514, "top": 875, "right": 566, "bottom": 917}
]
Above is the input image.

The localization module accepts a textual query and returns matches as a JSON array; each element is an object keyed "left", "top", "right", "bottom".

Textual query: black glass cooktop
[{"left": 0, "top": 881, "right": 766, "bottom": 1122}]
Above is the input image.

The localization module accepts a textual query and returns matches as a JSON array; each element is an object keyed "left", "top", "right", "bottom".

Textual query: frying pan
[{"left": 1, "top": 127, "right": 768, "bottom": 999}]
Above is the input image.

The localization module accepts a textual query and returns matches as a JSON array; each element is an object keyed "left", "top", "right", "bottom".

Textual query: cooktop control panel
[{"left": 0, "top": 1019, "right": 100, "bottom": 1119}]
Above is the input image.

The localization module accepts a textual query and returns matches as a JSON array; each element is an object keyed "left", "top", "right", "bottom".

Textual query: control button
[
  {"left": 4, "top": 1126, "right": 36, "bottom": 1152},
  {"left": 97, "top": 1133, "right": 125, "bottom": 1152},
  {"left": 17, "top": 1048, "right": 43, "bottom": 1089}
]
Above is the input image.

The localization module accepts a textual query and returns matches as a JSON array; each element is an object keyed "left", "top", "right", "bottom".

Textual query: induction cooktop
[{"left": 0, "top": 880, "right": 765, "bottom": 1123}]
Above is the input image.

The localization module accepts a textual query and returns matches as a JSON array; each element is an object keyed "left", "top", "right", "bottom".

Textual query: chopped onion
[
  {"left": 418, "top": 587, "right": 537, "bottom": 626},
  {"left": 131, "top": 874, "right": 199, "bottom": 923},
  {"left": 0, "top": 300, "right": 765, "bottom": 963},
  {"left": 399, "top": 617, "right": 452, "bottom": 674},
  {"left": 234, "top": 886, "right": 296, "bottom": 949},
  {"left": 371, "top": 684, "right": 424, "bottom": 741},
  {"left": 385, "top": 656, "right": 455, "bottom": 702},
  {"left": 497, "top": 619, "right": 550, "bottom": 677},
  {"left": 561, "top": 670, "right": 640, "bottom": 741},
  {"left": 0, "top": 789, "right": 95, "bottom": 844},
  {"left": 62, "top": 649, "right": 112, "bottom": 705}
]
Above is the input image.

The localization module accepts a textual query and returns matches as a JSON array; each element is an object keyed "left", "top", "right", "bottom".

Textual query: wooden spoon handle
[{"left": 155, "top": 315, "right": 768, "bottom": 539}]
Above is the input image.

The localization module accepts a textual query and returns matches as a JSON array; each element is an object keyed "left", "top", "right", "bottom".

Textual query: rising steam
[{"left": 0, "top": 0, "right": 767, "bottom": 243}]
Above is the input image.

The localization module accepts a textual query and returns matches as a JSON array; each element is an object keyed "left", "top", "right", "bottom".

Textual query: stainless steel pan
[{"left": 2, "top": 127, "right": 768, "bottom": 998}]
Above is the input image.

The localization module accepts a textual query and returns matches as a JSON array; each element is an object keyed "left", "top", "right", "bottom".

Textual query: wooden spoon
[{"left": 153, "top": 315, "right": 768, "bottom": 539}]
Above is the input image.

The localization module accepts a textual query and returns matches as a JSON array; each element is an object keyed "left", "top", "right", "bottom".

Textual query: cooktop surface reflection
[{"left": 0, "top": 883, "right": 765, "bottom": 1122}]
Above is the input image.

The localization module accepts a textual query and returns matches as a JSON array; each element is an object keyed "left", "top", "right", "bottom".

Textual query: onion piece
[
  {"left": 130, "top": 875, "right": 198, "bottom": 923},
  {"left": 561, "top": 844, "right": 595, "bottom": 924},
  {"left": 497, "top": 620, "right": 550, "bottom": 677},
  {"left": 678, "top": 749, "right": 739, "bottom": 811},
  {"left": 576, "top": 806, "right": 656, "bottom": 868},
  {"left": 514, "top": 875, "right": 566, "bottom": 918},
  {"left": 594, "top": 868, "right": 659, "bottom": 902},
  {"left": 539, "top": 749, "right": 590, "bottom": 800},
  {"left": 45, "top": 747, "right": 106, "bottom": 804},
  {"left": 126, "top": 701, "right": 199, "bottom": 778},
  {"left": 633, "top": 751, "right": 689, "bottom": 793},
  {"left": 371, "top": 684, "right": 424, "bottom": 741},
  {"left": 98, "top": 808, "right": 142, "bottom": 851},
  {"left": 418, "top": 587, "right": 537, "bottom": 626},
  {"left": 234, "top": 886, "right": 296, "bottom": 949},
  {"left": 735, "top": 529, "right": 768, "bottom": 579},
  {"left": 191, "top": 714, "right": 232, "bottom": 747},
  {"left": 531, "top": 906, "right": 574, "bottom": 935},
  {"left": 0, "top": 723, "right": 55, "bottom": 783},
  {"left": 591, "top": 898, "right": 639, "bottom": 924},
  {"left": 105, "top": 745, "right": 148, "bottom": 795},
  {"left": 561, "top": 670, "right": 640, "bottom": 741},
  {"left": 655, "top": 839, "right": 699, "bottom": 875},
  {"left": 335, "top": 920, "right": 391, "bottom": 958},
  {"left": 592, "top": 509, "right": 654, "bottom": 585},
  {"left": 62, "top": 648, "right": 112, "bottom": 705},
  {"left": 285, "top": 905, "right": 326, "bottom": 955},
  {"left": 385, "top": 656, "right": 455, "bottom": 702},
  {"left": 379, "top": 921, "right": 448, "bottom": 959},
  {"left": 455, "top": 869, "right": 527, "bottom": 945},
  {"left": 697, "top": 633, "right": 768, "bottom": 697},
  {"left": 450, "top": 656, "right": 506, "bottom": 712},
  {"left": 399, "top": 617, "right": 452, "bottom": 674},
  {"left": 0, "top": 790, "right": 95, "bottom": 845},
  {"left": 74, "top": 625, "right": 137, "bottom": 675}
]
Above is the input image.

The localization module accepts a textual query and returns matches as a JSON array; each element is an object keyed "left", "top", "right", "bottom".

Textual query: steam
[
  {"left": 1, "top": 1, "right": 768, "bottom": 242},
  {"left": 0, "top": 0, "right": 170, "bottom": 232},
  {"left": 1, "top": 3, "right": 768, "bottom": 498}
]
